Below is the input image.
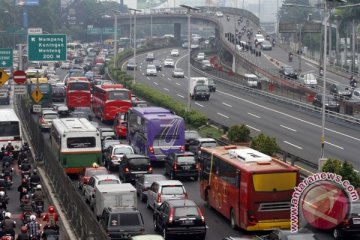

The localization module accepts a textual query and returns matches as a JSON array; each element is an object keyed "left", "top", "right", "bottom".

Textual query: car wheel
[
  {"left": 153, "top": 217, "right": 159, "bottom": 232},
  {"left": 333, "top": 229, "right": 343, "bottom": 239},
  {"left": 230, "top": 209, "right": 236, "bottom": 229}
]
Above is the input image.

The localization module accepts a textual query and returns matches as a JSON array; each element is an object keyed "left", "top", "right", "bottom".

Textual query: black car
[
  {"left": 127, "top": 59, "right": 137, "bottom": 71},
  {"left": 329, "top": 83, "right": 352, "bottom": 99},
  {"left": 153, "top": 60, "right": 162, "bottom": 71},
  {"left": 184, "top": 130, "right": 201, "bottom": 151},
  {"left": 164, "top": 152, "right": 199, "bottom": 181},
  {"left": 52, "top": 86, "right": 66, "bottom": 102},
  {"left": 208, "top": 79, "right": 216, "bottom": 92},
  {"left": 135, "top": 174, "right": 166, "bottom": 202},
  {"left": 99, "top": 207, "right": 145, "bottom": 240},
  {"left": 153, "top": 199, "right": 206, "bottom": 240},
  {"left": 146, "top": 52, "right": 155, "bottom": 61},
  {"left": 119, "top": 154, "right": 152, "bottom": 183},
  {"left": 279, "top": 66, "right": 297, "bottom": 79},
  {"left": 312, "top": 94, "right": 340, "bottom": 113},
  {"left": 333, "top": 200, "right": 360, "bottom": 239}
]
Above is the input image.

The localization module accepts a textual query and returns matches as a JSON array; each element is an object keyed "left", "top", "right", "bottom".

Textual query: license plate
[
  {"left": 353, "top": 218, "right": 360, "bottom": 224},
  {"left": 183, "top": 165, "right": 191, "bottom": 170},
  {"left": 181, "top": 220, "right": 194, "bottom": 225}
]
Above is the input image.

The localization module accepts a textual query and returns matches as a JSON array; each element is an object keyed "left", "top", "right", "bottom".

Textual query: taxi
[{"left": 78, "top": 163, "right": 108, "bottom": 191}]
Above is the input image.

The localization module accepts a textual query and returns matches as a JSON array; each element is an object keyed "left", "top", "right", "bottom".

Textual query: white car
[
  {"left": 163, "top": 58, "right": 175, "bottom": 68},
  {"left": 60, "top": 61, "right": 71, "bottom": 69},
  {"left": 196, "top": 52, "right": 205, "bottom": 61},
  {"left": 170, "top": 49, "right": 179, "bottom": 57},
  {"left": 172, "top": 68, "right": 185, "bottom": 78},
  {"left": 255, "top": 34, "right": 265, "bottom": 45},
  {"left": 215, "top": 11, "right": 223, "bottom": 17},
  {"left": 105, "top": 144, "right": 134, "bottom": 171},
  {"left": 146, "top": 64, "right": 157, "bottom": 76}
]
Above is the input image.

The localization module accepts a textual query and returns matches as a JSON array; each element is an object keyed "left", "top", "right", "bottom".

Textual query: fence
[{"left": 15, "top": 96, "right": 109, "bottom": 240}]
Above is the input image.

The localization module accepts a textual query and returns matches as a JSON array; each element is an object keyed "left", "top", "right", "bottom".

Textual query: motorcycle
[
  {"left": 272, "top": 41, "right": 276, "bottom": 47},
  {"left": 21, "top": 170, "right": 31, "bottom": 180},
  {"left": 32, "top": 201, "right": 44, "bottom": 218},
  {"left": 30, "top": 233, "right": 41, "bottom": 240},
  {"left": 22, "top": 211, "right": 32, "bottom": 226},
  {"left": 4, "top": 175, "right": 12, "bottom": 190},
  {"left": 289, "top": 54, "right": 293, "bottom": 62},
  {"left": 1, "top": 234, "right": 13, "bottom": 240}
]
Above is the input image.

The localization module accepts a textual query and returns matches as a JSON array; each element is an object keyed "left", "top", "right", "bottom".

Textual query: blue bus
[{"left": 126, "top": 107, "right": 185, "bottom": 162}]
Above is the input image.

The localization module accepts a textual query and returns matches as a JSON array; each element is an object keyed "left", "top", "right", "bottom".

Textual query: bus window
[
  {"left": 0, "top": 121, "right": 20, "bottom": 136},
  {"left": 67, "top": 137, "right": 96, "bottom": 148}
]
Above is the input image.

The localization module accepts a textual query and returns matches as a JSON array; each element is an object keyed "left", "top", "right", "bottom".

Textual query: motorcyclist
[
  {"left": 4, "top": 142, "right": 14, "bottom": 153},
  {"left": 43, "top": 206, "right": 58, "bottom": 227},
  {"left": 41, "top": 223, "right": 59, "bottom": 239},
  {"left": 22, "top": 142, "right": 30, "bottom": 152},
  {"left": 2, "top": 163, "right": 12, "bottom": 177},
  {"left": 20, "top": 159, "right": 31, "bottom": 173},
  {"left": 18, "top": 179, "right": 30, "bottom": 203},
  {"left": 350, "top": 75, "right": 357, "bottom": 88},
  {"left": 26, "top": 215, "right": 41, "bottom": 239},
  {"left": 17, "top": 148, "right": 28, "bottom": 167},
  {"left": 0, "top": 175, "right": 7, "bottom": 194},
  {"left": 272, "top": 39, "right": 276, "bottom": 46},
  {"left": 1, "top": 153, "right": 11, "bottom": 170},
  {"left": 289, "top": 52, "right": 293, "bottom": 61},
  {"left": 32, "top": 185, "right": 44, "bottom": 212},
  {"left": 0, "top": 212, "right": 16, "bottom": 239},
  {"left": 21, "top": 195, "right": 32, "bottom": 212},
  {"left": 16, "top": 226, "right": 30, "bottom": 240},
  {"left": 0, "top": 192, "right": 8, "bottom": 211},
  {"left": 29, "top": 170, "right": 41, "bottom": 190}
]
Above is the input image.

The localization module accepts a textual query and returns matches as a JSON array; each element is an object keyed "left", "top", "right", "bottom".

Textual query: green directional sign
[
  {"left": 28, "top": 34, "right": 67, "bottom": 61},
  {"left": 0, "top": 49, "right": 13, "bottom": 68},
  {"left": 103, "top": 27, "right": 114, "bottom": 35},
  {"left": 87, "top": 28, "right": 102, "bottom": 35}
]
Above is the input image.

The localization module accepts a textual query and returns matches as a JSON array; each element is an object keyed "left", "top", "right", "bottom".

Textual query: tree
[
  {"left": 250, "top": 133, "right": 280, "bottom": 156},
  {"left": 321, "top": 158, "right": 342, "bottom": 174},
  {"left": 226, "top": 124, "right": 251, "bottom": 143},
  {"left": 322, "top": 159, "right": 360, "bottom": 188}
]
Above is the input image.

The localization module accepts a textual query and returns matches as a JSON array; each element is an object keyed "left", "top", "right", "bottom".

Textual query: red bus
[
  {"left": 199, "top": 145, "right": 300, "bottom": 231},
  {"left": 65, "top": 77, "right": 91, "bottom": 109},
  {"left": 92, "top": 84, "right": 132, "bottom": 122}
]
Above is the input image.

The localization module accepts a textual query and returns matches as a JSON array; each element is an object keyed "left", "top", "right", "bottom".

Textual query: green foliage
[
  {"left": 251, "top": 133, "right": 280, "bottom": 156},
  {"left": 227, "top": 124, "right": 251, "bottom": 143},
  {"left": 322, "top": 159, "right": 360, "bottom": 188}
]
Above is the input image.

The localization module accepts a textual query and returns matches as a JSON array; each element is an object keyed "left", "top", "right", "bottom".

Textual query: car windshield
[
  {"left": 175, "top": 68, "right": 183, "bottom": 72},
  {"left": 195, "top": 85, "right": 208, "bottom": 91},
  {"left": 114, "top": 147, "right": 133, "bottom": 155},
  {"left": 174, "top": 206, "right": 199, "bottom": 217},
  {"left": 177, "top": 156, "right": 195, "bottom": 163},
  {"left": 98, "top": 179, "right": 120, "bottom": 185},
  {"left": 285, "top": 67, "right": 294, "bottom": 72},
  {"left": 85, "top": 169, "right": 107, "bottom": 177},
  {"left": 104, "top": 141, "right": 121, "bottom": 148},
  {"left": 161, "top": 186, "right": 184, "bottom": 195},
  {"left": 147, "top": 65, "right": 156, "bottom": 70},
  {"left": 144, "top": 175, "right": 166, "bottom": 184},
  {"left": 43, "top": 114, "right": 58, "bottom": 119},
  {"left": 119, "top": 213, "right": 141, "bottom": 226},
  {"left": 129, "top": 158, "right": 149, "bottom": 166},
  {"left": 201, "top": 141, "right": 217, "bottom": 147}
]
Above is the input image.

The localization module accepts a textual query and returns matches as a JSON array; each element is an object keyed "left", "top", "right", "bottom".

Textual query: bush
[
  {"left": 322, "top": 159, "right": 360, "bottom": 188},
  {"left": 227, "top": 124, "right": 251, "bottom": 142},
  {"left": 251, "top": 133, "right": 280, "bottom": 156}
]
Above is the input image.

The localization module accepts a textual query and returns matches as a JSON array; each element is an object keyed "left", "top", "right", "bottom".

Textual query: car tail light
[
  {"left": 195, "top": 163, "right": 200, "bottom": 170},
  {"left": 184, "top": 192, "right": 188, "bottom": 199},
  {"left": 124, "top": 167, "right": 129, "bottom": 173},
  {"left": 148, "top": 146, "right": 154, "bottom": 154},
  {"left": 148, "top": 165, "right": 153, "bottom": 173},
  {"left": 40, "top": 118, "right": 45, "bottom": 124},
  {"left": 168, "top": 208, "right": 174, "bottom": 224},
  {"left": 93, "top": 188, "right": 96, "bottom": 193},
  {"left": 247, "top": 210, "right": 257, "bottom": 223},
  {"left": 180, "top": 146, "right": 185, "bottom": 152},
  {"left": 343, "top": 219, "right": 350, "bottom": 226},
  {"left": 198, "top": 207, "right": 205, "bottom": 223},
  {"left": 111, "top": 155, "right": 117, "bottom": 160},
  {"left": 172, "top": 162, "right": 177, "bottom": 171},
  {"left": 156, "top": 193, "right": 161, "bottom": 203}
]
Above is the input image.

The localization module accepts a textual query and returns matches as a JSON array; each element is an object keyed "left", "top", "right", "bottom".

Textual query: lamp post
[
  {"left": 128, "top": 8, "right": 141, "bottom": 85},
  {"left": 113, "top": 10, "right": 121, "bottom": 69},
  {"left": 180, "top": 5, "right": 200, "bottom": 111}
]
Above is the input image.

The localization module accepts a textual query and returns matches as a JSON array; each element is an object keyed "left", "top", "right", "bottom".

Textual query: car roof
[
  {"left": 42, "top": 110, "right": 58, "bottom": 114},
  {"left": 107, "top": 206, "right": 139, "bottom": 213},
  {"left": 155, "top": 180, "right": 184, "bottom": 186},
  {"left": 112, "top": 144, "right": 133, "bottom": 149},
  {"left": 131, "top": 235, "right": 164, "bottom": 240},
  {"left": 165, "top": 199, "right": 197, "bottom": 207},
  {"left": 172, "top": 151, "right": 195, "bottom": 157},
  {"left": 124, "top": 154, "right": 149, "bottom": 159},
  {"left": 92, "top": 174, "right": 120, "bottom": 181},
  {"left": 197, "top": 138, "right": 216, "bottom": 142}
]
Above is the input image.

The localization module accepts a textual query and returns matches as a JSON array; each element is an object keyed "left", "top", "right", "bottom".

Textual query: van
[{"left": 244, "top": 74, "right": 259, "bottom": 88}]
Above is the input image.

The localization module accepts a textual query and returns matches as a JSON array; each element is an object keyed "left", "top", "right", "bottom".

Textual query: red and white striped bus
[{"left": 65, "top": 77, "right": 91, "bottom": 110}]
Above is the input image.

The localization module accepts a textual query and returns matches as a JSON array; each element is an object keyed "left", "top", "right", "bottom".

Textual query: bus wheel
[{"left": 230, "top": 209, "right": 236, "bottom": 229}]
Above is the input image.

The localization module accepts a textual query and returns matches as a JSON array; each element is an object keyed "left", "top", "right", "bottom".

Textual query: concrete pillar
[
  {"left": 174, "top": 23, "right": 181, "bottom": 45},
  {"left": 335, "top": 23, "right": 340, "bottom": 66},
  {"left": 232, "top": 54, "right": 236, "bottom": 73}
]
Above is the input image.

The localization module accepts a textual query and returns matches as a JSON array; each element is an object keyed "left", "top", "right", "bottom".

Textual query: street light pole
[
  {"left": 113, "top": 11, "right": 119, "bottom": 69},
  {"left": 129, "top": 8, "right": 141, "bottom": 85},
  {"left": 180, "top": 5, "right": 200, "bottom": 111}
]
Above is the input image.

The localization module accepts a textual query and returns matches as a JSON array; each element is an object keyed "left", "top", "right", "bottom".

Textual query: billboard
[{"left": 16, "top": 0, "right": 39, "bottom": 6}]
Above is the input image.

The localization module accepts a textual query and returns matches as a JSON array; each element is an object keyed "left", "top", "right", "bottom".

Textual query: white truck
[
  {"left": 94, "top": 183, "right": 137, "bottom": 218},
  {"left": 189, "top": 77, "right": 210, "bottom": 101}
]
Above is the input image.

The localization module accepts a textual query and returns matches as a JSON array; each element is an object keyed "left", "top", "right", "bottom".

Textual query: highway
[{"left": 127, "top": 47, "right": 360, "bottom": 170}]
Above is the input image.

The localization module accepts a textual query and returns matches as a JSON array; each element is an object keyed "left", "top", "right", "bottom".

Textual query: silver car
[{"left": 172, "top": 68, "right": 185, "bottom": 78}]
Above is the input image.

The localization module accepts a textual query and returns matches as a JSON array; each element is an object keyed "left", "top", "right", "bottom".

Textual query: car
[
  {"left": 127, "top": 59, "right": 137, "bottom": 70},
  {"left": 188, "top": 138, "right": 217, "bottom": 158},
  {"left": 164, "top": 152, "right": 199, "bottom": 181},
  {"left": 260, "top": 40, "right": 272, "bottom": 50},
  {"left": 163, "top": 59, "right": 174, "bottom": 68},
  {"left": 147, "top": 180, "right": 187, "bottom": 211},
  {"left": 351, "top": 88, "right": 360, "bottom": 101},
  {"left": 113, "top": 113, "right": 127, "bottom": 139},
  {"left": 146, "top": 65, "right": 157, "bottom": 76},
  {"left": 184, "top": 130, "right": 201, "bottom": 151},
  {"left": 104, "top": 144, "right": 135, "bottom": 171},
  {"left": 333, "top": 200, "right": 360, "bottom": 239},
  {"left": 146, "top": 52, "right": 155, "bottom": 61},
  {"left": 215, "top": 11, "right": 223, "bottom": 17},
  {"left": 153, "top": 60, "right": 162, "bottom": 71},
  {"left": 130, "top": 235, "right": 164, "bottom": 240},
  {"left": 243, "top": 73, "right": 260, "bottom": 88},
  {"left": 254, "top": 34, "right": 265, "bottom": 45},
  {"left": 119, "top": 154, "right": 153, "bottom": 183},
  {"left": 205, "top": 79, "right": 216, "bottom": 92},
  {"left": 172, "top": 68, "right": 185, "bottom": 78},
  {"left": 182, "top": 42, "right": 189, "bottom": 49},
  {"left": 312, "top": 94, "right": 340, "bottom": 113},
  {"left": 170, "top": 49, "right": 179, "bottom": 57},
  {"left": 279, "top": 66, "right": 298, "bottom": 79},
  {"left": 83, "top": 174, "right": 121, "bottom": 205},
  {"left": 201, "top": 59, "right": 212, "bottom": 70},
  {"left": 99, "top": 206, "right": 145, "bottom": 240},
  {"left": 297, "top": 73, "right": 318, "bottom": 88},
  {"left": 269, "top": 230, "right": 318, "bottom": 240},
  {"left": 196, "top": 52, "right": 205, "bottom": 61},
  {"left": 101, "top": 139, "right": 122, "bottom": 162},
  {"left": 329, "top": 83, "right": 352, "bottom": 99},
  {"left": 98, "top": 127, "right": 116, "bottom": 141},
  {"left": 39, "top": 110, "right": 58, "bottom": 130},
  {"left": 153, "top": 199, "right": 206, "bottom": 240},
  {"left": 52, "top": 85, "right": 66, "bottom": 102},
  {"left": 78, "top": 164, "right": 108, "bottom": 191},
  {"left": 135, "top": 174, "right": 167, "bottom": 202},
  {"left": 70, "top": 107, "right": 93, "bottom": 120},
  {"left": 60, "top": 61, "right": 71, "bottom": 69},
  {"left": 53, "top": 104, "right": 69, "bottom": 118}
]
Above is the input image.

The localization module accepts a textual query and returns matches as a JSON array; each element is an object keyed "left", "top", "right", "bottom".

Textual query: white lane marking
[
  {"left": 246, "top": 125, "right": 261, "bottom": 132},
  {"left": 161, "top": 74, "right": 165, "bottom": 77},
  {"left": 167, "top": 78, "right": 172, "bottom": 81},
  {"left": 176, "top": 83, "right": 181, "bottom": 86},
  {"left": 217, "top": 112, "right": 229, "bottom": 119},
  {"left": 177, "top": 94, "right": 185, "bottom": 98},
  {"left": 305, "top": 62, "right": 316, "bottom": 68},
  {"left": 175, "top": 53, "right": 188, "bottom": 68},
  {"left": 284, "top": 141, "right": 303, "bottom": 149},
  {"left": 325, "top": 141, "right": 344, "bottom": 150},
  {"left": 153, "top": 82, "right": 158, "bottom": 86},
  {"left": 184, "top": 76, "right": 189, "bottom": 79},
  {"left": 142, "top": 73, "right": 145, "bottom": 76},
  {"left": 217, "top": 90, "right": 360, "bottom": 142},
  {"left": 247, "top": 112, "right": 260, "bottom": 118},
  {"left": 222, "top": 102, "right": 232, "bottom": 107},
  {"left": 163, "top": 88, "right": 169, "bottom": 92},
  {"left": 195, "top": 102, "right": 204, "bottom": 107},
  {"left": 146, "top": 77, "right": 150, "bottom": 80},
  {"left": 280, "top": 124, "right": 297, "bottom": 132}
]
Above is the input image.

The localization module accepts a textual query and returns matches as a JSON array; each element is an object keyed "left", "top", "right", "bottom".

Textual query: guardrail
[{"left": 15, "top": 96, "right": 110, "bottom": 240}]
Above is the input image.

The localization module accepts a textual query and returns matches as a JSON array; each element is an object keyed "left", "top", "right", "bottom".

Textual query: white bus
[
  {"left": 50, "top": 118, "right": 101, "bottom": 175},
  {"left": 0, "top": 109, "right": 22, "bottom": 152}
]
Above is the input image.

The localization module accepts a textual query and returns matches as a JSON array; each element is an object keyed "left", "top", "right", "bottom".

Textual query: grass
[{"left": 198, "top": 125, "right": 224, "bottom": 139}]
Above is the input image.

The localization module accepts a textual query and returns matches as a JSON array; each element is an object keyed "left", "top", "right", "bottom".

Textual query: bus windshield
[
  {"left": 108, "top": 90, "right": 129, "bottom": 101},
  {"left": 0, "top": 121, "right": 20, "bottom": 136},
  {"left": 67, "top": 137, "right": 96, "bottom": 148},
  {"left": 69, "top": 82, "right": 90, "bottom": 91}
]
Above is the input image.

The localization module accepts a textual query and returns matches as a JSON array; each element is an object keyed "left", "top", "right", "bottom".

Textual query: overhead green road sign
[
  {"left": 28, "top": 34, "right": 67, "bottom": 61},
  {"left": 0, "top": 49, "right": 13, "bottom": 67},
  {"left": 87, "top": 28, "right": 102, "bottom": 35}
]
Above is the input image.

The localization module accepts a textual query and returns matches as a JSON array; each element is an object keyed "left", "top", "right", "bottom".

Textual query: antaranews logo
[{"left": 291, "top": 172, "right": 359, "bottom": 233}]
